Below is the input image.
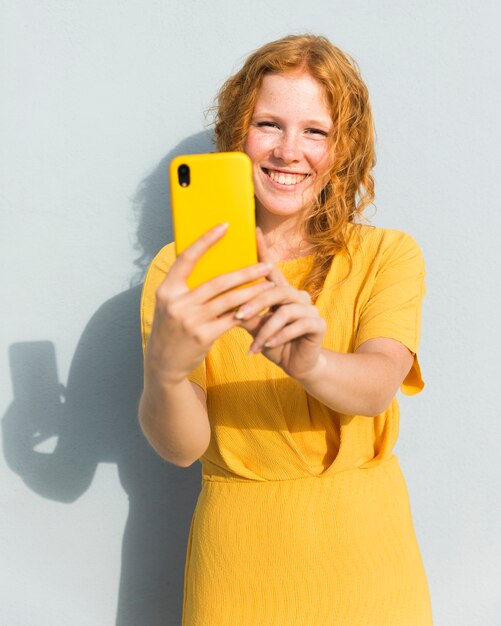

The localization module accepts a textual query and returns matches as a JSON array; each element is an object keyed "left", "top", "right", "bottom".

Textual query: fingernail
[
  {"left": 235, "top": 307, "right": 251, "bottom": 320},
  {"left": 215, "top": 222, "right": 229, "bottom": 233}
]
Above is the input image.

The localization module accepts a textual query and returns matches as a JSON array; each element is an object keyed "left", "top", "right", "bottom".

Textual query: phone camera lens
[{"left": 178, "top": 164, "right": 190, "bottom": 187}]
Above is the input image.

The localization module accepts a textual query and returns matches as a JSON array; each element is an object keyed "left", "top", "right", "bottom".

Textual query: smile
[{"left": 262, "top": 167, "right": 310, "bottom": 187}]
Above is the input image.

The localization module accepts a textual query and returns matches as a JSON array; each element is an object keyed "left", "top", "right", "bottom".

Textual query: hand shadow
[{"left": 2, "top": 131, "right": 213, "bottom": 626}]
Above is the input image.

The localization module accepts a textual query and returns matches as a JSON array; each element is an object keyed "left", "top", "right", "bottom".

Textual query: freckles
[
  {"left": 312, "top": 147, "right": 333, "bottom": 172},
  {"left": 244, "top": 133, "right": 275, "bottom": 161},
  {"left": 310, "top": 142, "right": 331, "bottom": 159},
  {"left": 255, "top": 133, "right": 275, "bottom": 150}
]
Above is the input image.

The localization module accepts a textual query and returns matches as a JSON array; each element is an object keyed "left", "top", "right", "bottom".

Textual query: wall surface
[{"left": 2, "top": 1, "right": 500, "bottom": 624}]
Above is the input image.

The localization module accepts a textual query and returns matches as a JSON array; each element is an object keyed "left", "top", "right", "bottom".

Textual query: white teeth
[{"left": 267, "top": 169, "right": 307, "bottom": 185}]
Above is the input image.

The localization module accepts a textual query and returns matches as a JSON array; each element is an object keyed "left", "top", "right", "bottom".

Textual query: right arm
[
  {"left": 139, "top": 378, "right": 209, "bottom": 468},
  {"left": 139, "top": 223, "right": 274, "bottom": 467}
]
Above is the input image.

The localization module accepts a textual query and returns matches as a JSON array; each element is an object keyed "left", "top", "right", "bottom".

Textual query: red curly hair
[{"left": 211, "top": 33, "right": 376, "bottom": 301}]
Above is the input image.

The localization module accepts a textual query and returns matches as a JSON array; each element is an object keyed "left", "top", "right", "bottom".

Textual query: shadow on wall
[{"left": 2, "top": 131, "right": 214, "bottom": 626}]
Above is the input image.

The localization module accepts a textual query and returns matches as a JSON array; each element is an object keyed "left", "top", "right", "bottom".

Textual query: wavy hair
[{"left": 210, "top": 34, "right": 376, "bottom": 301}]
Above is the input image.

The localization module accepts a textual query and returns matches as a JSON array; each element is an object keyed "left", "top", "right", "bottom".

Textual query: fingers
[
  {"left": 167, "top": 223, "right": 229, "bottom": 286},
  {"left": 234, "top": 284, "right": 311, "bottom": 321},
  {"left": 159, "top": 224, "right": 274, "bottom": 305},
  {"left": 192, "top": 309, "right": 250, "bottom": 346},
  {"left": 247, "top": 303, "right": 324, "bottom": 353},
  {"left": 167, "top": 225, "right": 285, "bottom": 305},
  {"left": 201, "top": 277, "right": 275, "bottom": 320},
  {"left": 190, "top": 260, "right": 273, "bottom": 304},
  {"left": 261, "top": 317, "right": 326, "bottom": 351}
]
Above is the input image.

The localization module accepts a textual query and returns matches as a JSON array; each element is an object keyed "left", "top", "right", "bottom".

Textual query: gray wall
[{"left": 2, "top": 1, "right": 500, "bottom": 624}]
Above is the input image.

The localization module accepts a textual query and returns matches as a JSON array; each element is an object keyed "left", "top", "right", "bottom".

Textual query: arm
[
  {"left": 139, "top": 224, "right": 274, "bottom": 467},
  {"left": 238, "top": 229, "right": 420, "bottom": 417},
  {"left": 139, "top": 380, "right": 209, "bottom": 468},
  {"left": 294, "top": 337, "right": 414, "bottom": 417}
]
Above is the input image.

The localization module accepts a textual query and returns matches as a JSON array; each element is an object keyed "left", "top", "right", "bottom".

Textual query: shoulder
[
  {"left": 141, "top": 242, "right": 176, "bottom": 313},
  {"left": 146, "top": 241, "right": 177, "bottom": 275},
  {"left": 346, "top": 223, "right": 425, "bottom": 268},
  {"left": 140, "top": 242, "right": 177, "bottom": 350},
  {"left": 141, "top": 242, "right": 177, "bottom": 290},
  {"left": 347, "top": 222, "right": 422, "bottom": 249}
]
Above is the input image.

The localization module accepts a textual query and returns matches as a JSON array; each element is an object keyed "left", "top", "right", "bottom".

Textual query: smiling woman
[
  {"left": 214, "top": 34, "right": 376, "bottom": 297},
  {"left": 139, "top": 34, "right": 433, "bottom": 626}
]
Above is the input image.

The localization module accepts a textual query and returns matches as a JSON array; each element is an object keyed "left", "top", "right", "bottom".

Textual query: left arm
[
  {"left": 241, "top": 287, "right": 413, "bottom": 416},
  {"left": 293, "top": 339, "right": 414, "bottom": 417},
  {"left": 237, "top": 229, "right": 414, "bottom": 417}
]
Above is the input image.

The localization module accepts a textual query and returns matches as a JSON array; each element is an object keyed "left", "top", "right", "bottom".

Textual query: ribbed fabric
[{"left": 140, "top": 223, "right": 433, "bottom": 625}]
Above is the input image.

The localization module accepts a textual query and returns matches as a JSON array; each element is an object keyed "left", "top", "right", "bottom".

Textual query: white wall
[{"left": 2, "top": 1, "right": 500, "bottom": 624}]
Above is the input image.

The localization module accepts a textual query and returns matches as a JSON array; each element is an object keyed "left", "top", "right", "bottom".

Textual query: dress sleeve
[
  {"left": 140, "top": 246, "right": 207, "bottom": 393},
  {"left": 353, "top": 231, "right": 426, "bottom": 396}
]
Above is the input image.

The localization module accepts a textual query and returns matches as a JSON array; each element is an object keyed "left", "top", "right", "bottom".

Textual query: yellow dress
[{"left": 140, "top": 223, "right": 434, "bottom": 626}]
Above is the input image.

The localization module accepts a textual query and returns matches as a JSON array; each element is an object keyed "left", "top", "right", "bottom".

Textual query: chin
[
  {"left": 256, "top": 199, "right": 310, "bottom": 221},
  {"left": 254, "top": 182, "right": 320, "bottom": 221}
]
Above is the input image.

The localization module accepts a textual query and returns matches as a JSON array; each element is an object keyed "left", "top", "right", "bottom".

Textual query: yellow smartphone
[{"left": 169, "top": 151, "right": 258, "bottom": 290}]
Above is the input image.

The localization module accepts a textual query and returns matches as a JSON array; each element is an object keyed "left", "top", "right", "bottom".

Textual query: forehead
[{"left": 254, "top": 70, "right": 331, "bottom": 117}]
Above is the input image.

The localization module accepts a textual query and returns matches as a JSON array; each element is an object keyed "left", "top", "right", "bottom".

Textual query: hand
[
  {"left": 145, "top": 223, "right": 274, "bottom": 385},
  {"left": 236, "top": 228, "right": 327, "bottom": 382}
]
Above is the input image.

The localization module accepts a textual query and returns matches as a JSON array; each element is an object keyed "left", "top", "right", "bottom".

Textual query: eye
[
  {"left": 256, "top": 121, "right": 280, "bottom": 129},
  {"left": 306, "top": 128, "right": 328, "bottom": 136}
]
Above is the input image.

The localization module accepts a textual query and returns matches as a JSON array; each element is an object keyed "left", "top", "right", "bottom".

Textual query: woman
[{"left": 139, "top": 34, "right": 433, "bottom": 626}]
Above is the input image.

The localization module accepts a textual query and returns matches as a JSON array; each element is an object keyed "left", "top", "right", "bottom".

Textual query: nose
[{"left": 273, "top": 131, "right": 302, "bottom": 163}]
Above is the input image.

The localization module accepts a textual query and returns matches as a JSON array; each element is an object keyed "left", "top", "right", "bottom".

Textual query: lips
[{"left": 262, "top": 167, "right": 310, "bottom": 187}]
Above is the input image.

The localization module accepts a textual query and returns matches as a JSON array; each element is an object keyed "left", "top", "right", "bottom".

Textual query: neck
[{"left": 256, "top": 214, "right": 312, "bottom": 262}]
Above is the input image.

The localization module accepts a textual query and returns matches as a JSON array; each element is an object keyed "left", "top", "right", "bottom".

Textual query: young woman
[{"left": 139, "top": 34, "right": 433, "bottom": 626}]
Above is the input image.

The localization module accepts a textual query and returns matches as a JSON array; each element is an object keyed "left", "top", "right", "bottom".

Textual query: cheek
[
  {"left": 308, "top": 143, "right": 332, "bottom": 170},
  {"left": 243, "top": 130, "right": 275, "bottom": 162}
]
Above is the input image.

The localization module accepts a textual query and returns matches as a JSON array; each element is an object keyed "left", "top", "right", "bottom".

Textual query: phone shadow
[{"left": 2, "top": 131, "right": 214, "bottom": 626}]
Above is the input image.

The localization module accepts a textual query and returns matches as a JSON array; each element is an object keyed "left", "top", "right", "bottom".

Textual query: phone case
[{"left": 169, "top": 151, "right": 257, "bottom": 289}]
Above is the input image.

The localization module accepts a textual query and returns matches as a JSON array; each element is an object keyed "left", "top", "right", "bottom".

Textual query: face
[{"left": 243, "top": 70, "right": 333, "bottom": 229}]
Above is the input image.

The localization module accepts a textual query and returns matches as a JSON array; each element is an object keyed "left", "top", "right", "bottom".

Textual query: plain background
[{"left": 1, "top": 1, "right": 500, "bottom": 624}]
